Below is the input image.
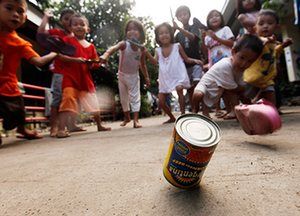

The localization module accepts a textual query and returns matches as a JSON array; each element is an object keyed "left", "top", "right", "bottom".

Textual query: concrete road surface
[{"left": 0, "top": 107, "right": 299, "bottom": 216}]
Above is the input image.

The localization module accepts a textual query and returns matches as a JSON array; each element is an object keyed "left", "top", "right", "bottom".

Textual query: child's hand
[
  {"left": 282, "top": 38, "right": 293, "bottom": 48},
  {"left": 206, "top": 30, "right": 217, "bottom": 40},
  {"left": 173, "top": 20, "right": 179, "bottom": 30},
  {"left": 77, "top": 57, "right": 87, "bottom": 63},
  {"left": 145, "top": 77, "right": 151, "bottom": 88},
  {"left": 194, "top": 59, "right": 203, "bottom": 66},
  {"left": 44, "top": 9, "right": 54, "bottom": 18}
]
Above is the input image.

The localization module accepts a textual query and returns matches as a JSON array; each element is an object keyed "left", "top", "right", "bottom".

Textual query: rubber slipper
[
  {"left": 56, "top": 131, "right": 70, "bottom": 138},
  {"left": 16, "top": 133, "right": 43, "bottom": 140},
  {"left": 68, "top": 127, "right": 87, "bottom": 133},
  {"left": 162, "top": 119, "right": 176, "bottom": 124}
]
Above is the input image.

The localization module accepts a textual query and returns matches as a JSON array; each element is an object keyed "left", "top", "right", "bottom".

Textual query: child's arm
[
  {"left": 29, "top": 52, "right": 58, "bottom": 67},
  {"left": 100, "top": 41, "right": 126, "bottom": 62},
  {"left": 237, "top": 14, "right": 256, "bottom": 34},
  {"left": 57, "top": 54, "right": 86, "bottom": 63},
  {"left": 205, "top": 30, "right": 234, "bottom": 48},
  {"left": 144, "top": 48, "right": 158, "bottom": 65},
  {"left": 173, "top": 20, "right": 196, "bottom": 41},
  {"left": 38, "top": 9, "right": 53, "bottom": 33},
  {"left": 178, "top": 44, "right": 203, "bottom": 65},
  {"left": 140, "top": 51, "right": 151, "bottom": 87}
]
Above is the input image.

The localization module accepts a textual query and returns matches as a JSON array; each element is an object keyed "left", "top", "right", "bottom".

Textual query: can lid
[{"left": 175, "top": 114, "right": 221, "bottom": 147}]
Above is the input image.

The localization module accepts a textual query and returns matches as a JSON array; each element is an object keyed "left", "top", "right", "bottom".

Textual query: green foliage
[{"left": 262, "top": 0, "right": 290, "bottom": 20}]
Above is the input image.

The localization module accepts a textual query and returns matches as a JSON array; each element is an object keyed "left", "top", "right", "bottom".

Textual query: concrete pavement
[{"left": 0, "top": 107, "right": 299, "bottom": 216}]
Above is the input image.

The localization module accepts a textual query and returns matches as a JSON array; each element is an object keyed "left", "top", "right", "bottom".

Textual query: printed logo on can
[{"left": 174, "top": 140, "right": 190, "bottom": 156}]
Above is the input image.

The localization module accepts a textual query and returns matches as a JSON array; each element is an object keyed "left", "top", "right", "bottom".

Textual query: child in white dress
[{"left": 144, "top": 22, "right": 202, "bottom": 124}]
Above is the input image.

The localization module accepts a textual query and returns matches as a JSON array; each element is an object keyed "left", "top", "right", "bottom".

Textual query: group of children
[{"left": 0, "top": 0, "right": 292, "bottom": 145}]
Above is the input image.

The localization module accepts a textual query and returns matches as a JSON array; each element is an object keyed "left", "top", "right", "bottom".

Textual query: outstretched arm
[
  {"left": 100, "top": 41, "right": 126, "bottom": 62},
  {"left": 57, "top": 53, "right": 86, "bottom": 63},
  {"left": 178, "top": 44, "right": 203, "bottom": 65},
  {"left": 38, "top": 9, "right": 53, "bottom": 33},
  {"left": 173, "top": 20, "right": 195, "bottom": 41},
  {"left": 29, "top": 52, "right": 58, "bottom": 67}
]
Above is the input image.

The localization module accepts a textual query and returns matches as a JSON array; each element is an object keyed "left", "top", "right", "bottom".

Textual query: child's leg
[
  {"left": 176, "top": 85, "right": 185, "bottom": 114},
  {"left": 93, "top": 112, "right": 111, "bottom": 131},
  {"left": 50, "top": 106, "right": 59, "bottom": 137},
  {"left": 50, "top": 73, "right": 63, "bottom": 137},
  {"left": 159, "top": 93, "right": 176, "bottom": 123},
  {"left": 57, "top": 111, "right": 71, "bottom": 138},
  {"left": 223, "top": 90, "right": 239, "bottom": 119},
  {"left": 120, "top": 111, "right": 131, "bottom": 126},
  {"left": 192, "top": 90, "right": 204, "bottom": 113},
  {"left": 261, "top": 91, "right": 276, "bottom": 106},
  {"left": 133, "top": 112, "right": 142, "bottom": 128}
]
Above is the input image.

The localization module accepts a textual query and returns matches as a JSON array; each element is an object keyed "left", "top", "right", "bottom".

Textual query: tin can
[{"left": 163, "top": 114, "right": 221, "bottom": 189}]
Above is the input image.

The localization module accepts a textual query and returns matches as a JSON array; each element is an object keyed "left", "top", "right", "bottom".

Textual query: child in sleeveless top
[
  {"left": 144, "top": 22, "right": 202, "bottom": 124},
  {"left": 101, "top": 19, "right": 150, "bottom": 128}
]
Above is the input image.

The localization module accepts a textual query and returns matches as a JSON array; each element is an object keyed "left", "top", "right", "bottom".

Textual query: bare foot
[
  {"left": 163, "top": 118, "right": 176, "bottom": 124},
  {"left": 223, "top": 113, "right": 236, "bottom": 120},
  {"left": 120, "top": 120, "right": 131, "bottom": 127},
  {"left": 50, "top": 127, "right": 58, "bottom": 137},
  {"left": 133, "top": 121, "right": 142, "bottom": 128},
  {"left": 97, "top": 126, "right": 111, "bottom": 131}
]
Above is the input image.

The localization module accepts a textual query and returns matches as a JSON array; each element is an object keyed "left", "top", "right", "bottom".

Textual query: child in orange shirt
[
  {"left": 38, "top": 8, "right": 86, "bottom": 137},
  {"left": 0, "top": 0, "right": 58, "bottom": 145},
  {"left": 56, "top": 13, "right": 111, "bottom": 138}
]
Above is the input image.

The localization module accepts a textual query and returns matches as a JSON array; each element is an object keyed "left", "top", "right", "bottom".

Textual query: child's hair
[
  {"left": 175, "top": 5, "right": 191, "bottom": 18},
  {"left": 233, "top": 34, "right": 263, "bottom": 54},
  {"left": 69, "top": 13, "right": 89, "bottom": 27},
  {"left": 154, "top": 22, "right": 174, "bottom": 46},
  {"left": 236, "top": 0, "right": 261, "bottom": 15},
  {"left": 0, "top": 0, "right": 27, "bottom": 7},
  {"left": 125, "top": 19, "right": 145, "bottom": 43},
  {"left": 206, "top": 10, "right": 225, "bottom": 30},
  {"left": 59, "top": 8, "right": 75, "bottom": 21},
  {"left": 258, "top": 9, "right": 279, "bottom": 24}
]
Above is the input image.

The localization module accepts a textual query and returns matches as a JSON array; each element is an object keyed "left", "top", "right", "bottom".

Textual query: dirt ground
[{"left": 0, "top": 107, "right": 299, "bottom": 216}]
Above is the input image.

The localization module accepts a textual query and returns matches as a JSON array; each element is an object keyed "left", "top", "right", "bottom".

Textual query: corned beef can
[{"left": 163, "top": 114, "right": 221, "bottom": 189}]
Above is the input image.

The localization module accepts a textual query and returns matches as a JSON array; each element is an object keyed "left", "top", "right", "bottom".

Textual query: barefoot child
[
  {"left": 144, "top": 22, "right": 202, "bottom": 124},
  {"left": 192, "top": 34, "right": 264, "bottom": 118},
  {"left": 101, "top": 19, "right": 150, "bottom": 128},
  {"left": 56, "top": 13, "right": 111, "bottom": 138},
  {"left": 0, "top": 0, "right": 58, "bottom": 145}
]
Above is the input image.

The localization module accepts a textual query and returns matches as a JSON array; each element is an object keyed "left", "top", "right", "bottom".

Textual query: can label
[{"left": 163, "top": 129, "right": 216, "bottom": 188}]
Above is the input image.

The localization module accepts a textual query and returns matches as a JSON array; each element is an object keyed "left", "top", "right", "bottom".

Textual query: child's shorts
[
  {"left": 195, "top": 82, "right": 224, "bottom": 107},
  {"left": 51, "top": 73, "right": 63, "bottom": 107},
  {"left": 59, "top": 87, "right": 100, "bottom": 113},
  {"left": 0, "top": 95, "right": 26, "bottom": 130},
  {"left": 187, "top": 64, "right": 203, "bottom": 84}
]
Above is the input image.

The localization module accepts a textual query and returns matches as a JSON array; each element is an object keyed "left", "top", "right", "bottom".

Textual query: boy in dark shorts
[
  {"left": 173, "top": 5, "right": 204, "bottom": 111},
  {"left": 0, "top": 0, "right": 58, "bottom": 145}
]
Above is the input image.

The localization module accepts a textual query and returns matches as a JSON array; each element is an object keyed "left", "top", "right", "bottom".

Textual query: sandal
[
  {"left": 120, "top": 120, "right": 131, "bottom": 127},
  {"left": 56, "top": 131, "right": 70, "bottom": 138},
  {"left": 68, "top": 127, "right": 87, "bottom": 133},
  {"left": 16, "top": 132, "right": 43, "bottom": 140}
]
